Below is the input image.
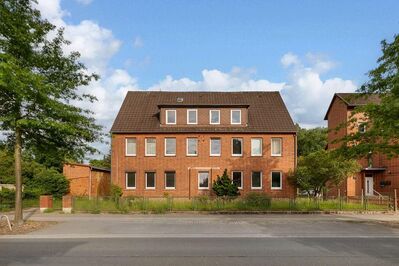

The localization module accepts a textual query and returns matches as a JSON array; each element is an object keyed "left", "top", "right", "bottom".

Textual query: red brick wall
[
  {"left": 111, "top": 133, "right": 296, "bottom": 198},
  {"left": 63, "top": 164, "right": 111, "bottom": 197},
  {"left": 327, "top": 97, "right": 348, "bottom": 149}
]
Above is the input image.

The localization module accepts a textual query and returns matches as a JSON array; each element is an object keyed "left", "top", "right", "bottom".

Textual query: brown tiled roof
[
  {"left": 111, "top": 91, "right": 296, "bottom": 133},
  {"left": 324, "top": 93, "right": 381, "bottom": 120}
]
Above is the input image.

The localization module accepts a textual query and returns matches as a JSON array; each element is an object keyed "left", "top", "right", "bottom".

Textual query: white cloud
[
  {"left": 133, "top": 36, "right": 144, "bottom": 48},
  {"left": 281, "top": 52, "right": 300, "bottom": 68},
  {"left": 149, "top": 68, "right": 285, "bottom": 92},
  {"left": 280, "top": 52, "right": 356, "bottom": 127}
]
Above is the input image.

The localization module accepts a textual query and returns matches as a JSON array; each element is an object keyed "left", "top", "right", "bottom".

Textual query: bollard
[
  {"left": 40, "top": 195, "right": 53, "bottom": 213},
  {"left": 62, "top": 195, "right": 73, "bottom": 213}
]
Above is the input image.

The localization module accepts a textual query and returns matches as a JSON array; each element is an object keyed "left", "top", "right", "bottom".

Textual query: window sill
[
  {"left": 271, "top": 187, "right": 282, "bottom": 190},
  {"left": 232, "top": 154, "right": 243, "bottom": 157},
  {"left": 125, "top": 154, "right": 137, "bottom": 157},
  {"left": 145, "top": 188, "right": 156, "bottom": 190},
  {"left": 198, "top": 188, "right": 209, "bottom": 190},
  {"left": 251, "top": 154, "right": 262, "bottom": 157},
  {"left": 271, "top": 154, "right": 282, "bottom": 157},
  {"left": 210, "top": 154, "right": 221, "bottom": 157},
  {"left": 164, "top": 154, "right": 176, "bottom": 157},
  {"left": 165, "top": 187, "right": 175, "bottom": 190},
  {"left": 145, "top": 155, "right": 156, "bottom": 157},
  {"left": 251, "top": 187, "right": 262, "bottom": 190},
  {"left": 187, "top": 154, "right": 198, "bottom": 157},
  {"left": 126, "top": 187, "right": 136, "bottom": 190}
]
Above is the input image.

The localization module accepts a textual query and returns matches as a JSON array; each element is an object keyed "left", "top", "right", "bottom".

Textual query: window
[
  {"left": 231, "top": 110, "right": 241, "bottom": 124},
  {"left": 210, "top": 110, "right": 220, "bottom": 124},
  {"left": 187, "top": 109, "right": 198, "bottom": 124},
  {"left": 164, "top": 138, "right": 176, "bottom": 156},
  {"left": 166, "top": 110, "right": 176, "bottom": 124},
  {"left": 126, "top": 172, "right": 136, "bottom": 189},
  {"left": 145, "top": 138, "right": 156, "bottom": 156},
  {"left": 210, "top": 138, "right": 221, "bottom": 156},
  {"left": 187, "top": 138, "right": 198, "bottom": 156},
  {"left": 125, "top": 138, "right": 136, "bottom": 156},
  {"left": 251, "top": 138, "right": 262, "bottom": 156},
  {"left": 232, "top": 138, "right": 243, "bottom": 156},
  {"left": 198, "top": 172, "right": 209, "bottom": 189},
  {"left": 145, "top": 172, "right": 156, "bottom": 189},
  {"left": 359, "top": 123, "right": 367, "bottom": 134},
  {"left": 251, "top": 171, "right": 262, "bottom": 189},
  {"left": 165, "top": 172, "right": 176, "bottom": 189},
  {"left": 271, "top": 171, "right": 282, "bottom": 189},
  {"left": 271, "top": 138, "right": 282, "bottom": 156},
  {"left": 232, "top": 171, "right": 243, "bottom": 189}
]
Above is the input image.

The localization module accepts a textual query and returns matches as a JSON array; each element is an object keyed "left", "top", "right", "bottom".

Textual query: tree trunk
[{"left": 14, "top": 127, "right": 23, "bottom": 225}]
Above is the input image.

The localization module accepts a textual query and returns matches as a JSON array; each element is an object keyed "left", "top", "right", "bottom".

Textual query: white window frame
[
  {"left": 166, "top": 110, "right": 176, "bottom": 125},
  {"left": 125, "top": 138, "right": 137, "bottom": 156},
  {"left": 145, "top": 138, "right": 156, "bottom": 156},
  {"left": 198, "top": 171, "right": 209, "bottom": 190},
  {"left": 231, "top": 138, "right": 243, "bottom": 156},
  {"left": 165, "top": 171, "right": 176, "bottom": 190},
  {"left": 271, "top": 138, "right": 282, "bottom": 157},
  {"left": 145, "top": 172, "right": 156, "bottom": 190},
  {"left": 125, "top": 172, "right": 136, "bottom": 189},
  {"left": 186, "top": 138, "right": 198, "bottom": 156},
  {"left": 358, "top": 123, "right": 367, "bottom": 134},
  {"left": 232, "top": 171, "right": 243, "bottom": 189},
  {"left": 251, "top": 138, "right": 263, "bottom": 156},
  {"left": 251, "top": 171, "right": 262, "bottom": 190},
  {"left": 209, "top": 110, "right": 220, "bottom": 125},
  {"left": 230, "top": 109, "right": 241, "bottom": 125},
  {"left": 271, "top": 171, "right": 282, "bottom": 190},
  {"left": 164, "top": 138, "right": 176, "bottom": 156},
  {"left": 187, "top": 109, "right": 198, "bottom": 125},
  {"left": 210, "top": 138, "right": 221, "bottom": 157}
]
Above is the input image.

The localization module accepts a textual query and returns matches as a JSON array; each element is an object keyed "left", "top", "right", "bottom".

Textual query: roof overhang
[{"left": 158, "top": 104, "right": 250, "bottom": 108}]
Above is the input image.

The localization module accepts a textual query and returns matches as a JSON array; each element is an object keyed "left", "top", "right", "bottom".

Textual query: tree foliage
[
  {"left": 288, "top": 150, "right": 360, "bottom": 197},
  {"left": 296, "top": 124, "right": 327, "bottom": 157},
  {"left": 338, "top": 34, "right": 399, "bottom": 158},
  {"left": 90, "top": 150, "right": 111, "bottom": 169},
  {"left": 212, "top": 169, "right": 240, "bottom": 197},
  {"left": 0, "top": 0, "right": 102, "bottom": 223}
]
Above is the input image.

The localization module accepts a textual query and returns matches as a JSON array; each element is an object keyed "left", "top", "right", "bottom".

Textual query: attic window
[{"left": 177, "top": 97, "right": 184, "bottom": 103}]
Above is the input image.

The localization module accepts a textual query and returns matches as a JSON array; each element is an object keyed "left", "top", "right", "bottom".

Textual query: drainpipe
[
  {"left": 188, "top": 167, "right": 191, "bottom": 199},
  {"left": 89, "top": 166, "right": 92, "bottom": 200}
]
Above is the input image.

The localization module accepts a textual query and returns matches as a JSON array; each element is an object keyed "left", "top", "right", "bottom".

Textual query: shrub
[
  {"left": 0, "top": 188, "right": 15, "bottom": 206},
  {"left": 212, "top": 169, "right": 240, "bottom": 197},
  {"left": 23, "top": 162, "right": 69, "bottom": 198},
  {"left": 243, "top": 192, "right": 271, "bottom": 209},
  {"left": 110, "top": 184, "right": 123, "bottom": 202}
]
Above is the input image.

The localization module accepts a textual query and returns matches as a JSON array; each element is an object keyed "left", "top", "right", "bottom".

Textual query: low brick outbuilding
[{"left": 63, "top": 163, "right": 111, "bottom": 197}]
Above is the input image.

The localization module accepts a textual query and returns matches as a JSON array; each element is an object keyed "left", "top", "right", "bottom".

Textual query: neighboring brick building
[
  {"left": 325, "top": 93, "right": 399, "bottom": 197},
  {"left": 111, "top": 91, "right": 297, "bottom": 198},
  {"left": 63, "top": 163, "right": 111, "bottom": 197}
]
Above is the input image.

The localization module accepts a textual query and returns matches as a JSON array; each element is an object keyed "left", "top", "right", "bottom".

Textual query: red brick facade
[
  {"left": 111, "top": 133, "right": 296, "bottom": 198},
  {"left": 326, "top": 94, "right": 399, "bottom": 196},
  {"left": 63, "top": 163, "right": 111, "bottom": 197}
]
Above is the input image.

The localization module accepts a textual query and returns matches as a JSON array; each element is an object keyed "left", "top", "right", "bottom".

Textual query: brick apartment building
[
  {"left": 325, "top": 93, "right": 399, "bottom": 197},
  {"left": 110, "top": 91, "right": 297, "bottom": 198}
]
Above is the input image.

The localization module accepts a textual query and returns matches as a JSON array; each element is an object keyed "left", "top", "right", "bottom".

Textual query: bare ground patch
[{"left": 0, "top": 220, "right": 57, "bottom": 235}]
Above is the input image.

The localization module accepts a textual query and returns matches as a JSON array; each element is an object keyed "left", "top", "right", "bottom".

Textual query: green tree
[
  {"left": 338, "top": 34, "right": 399, "bottom": 158},
  {"left": 296, "top": 124, "right": 328, "bottom": 157},
  {"left": 0, "top": 0, "right": 102, "bottom": 224},
  {"left": 90, "top": 150, "right": 111, "bottom": 169},
  {"left": 288, "top": 150, "right": 360, "bottom": 197},
  {"left": 212, "top": 169, "right": 240, "bottom": 197}
]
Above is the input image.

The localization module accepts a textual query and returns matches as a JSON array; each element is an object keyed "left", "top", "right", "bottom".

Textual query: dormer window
[
  {"left": 187, "top": 109, "right": 197, "bottom": 124},
  {"left": 166, "top": 110, "right": 176, "bottom": 124},
  {"left": 231, "top": 110, "right": 241, "bottom": 124},
  {"left": 210, "top": 110, "right": 220, "bottom": 124}
]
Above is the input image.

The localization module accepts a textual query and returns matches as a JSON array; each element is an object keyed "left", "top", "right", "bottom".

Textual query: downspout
[
  {"left": 188, "top": 167, "right": 191, "bottom": 199},
  {"left": 89, "top": 166, "right": 92, "bottom": 200}
]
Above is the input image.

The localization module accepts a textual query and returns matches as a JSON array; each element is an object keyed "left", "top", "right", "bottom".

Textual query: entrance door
[{"left": 364, "top": 174, "right": 374, "bottom": 196}]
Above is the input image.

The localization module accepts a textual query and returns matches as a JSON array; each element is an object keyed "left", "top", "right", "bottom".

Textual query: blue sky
[{"left": 36, "top": 0, "right": 399, "bottom": 155}]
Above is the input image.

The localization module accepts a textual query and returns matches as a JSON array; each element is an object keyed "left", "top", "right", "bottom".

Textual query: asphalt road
[
  {"left": 1, "top": 237, "right": 399, "bottom": 266},
  {"left": 1, "top": 213, "right": 399, "bottom": 265}
]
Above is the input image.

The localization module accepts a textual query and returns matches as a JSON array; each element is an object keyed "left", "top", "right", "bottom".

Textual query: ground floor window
[
  {"left": 145, "top": 172, "right": 156, "bottom": 189},
  {"left": 271, "top": 171, "right": 282, "bottom": 189},
  {"left": 232, "top": 171, "right": 243, "bottom": 189},
  {"left": 126, "top": 172, "right": 136, "bottom": 189},
  {"left": 251, "top": 171, "right": 262, "bottom": 189},
  {"left": 198, "top": 172, "right": 209, "bottom": 189},
  {"left": 165, "top": 171, "right": 176, "bottom": 189}
]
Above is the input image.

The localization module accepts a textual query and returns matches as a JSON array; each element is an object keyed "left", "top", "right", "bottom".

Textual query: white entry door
[{"left": 365, "top": 174, "right": 374, "bottom": 196}]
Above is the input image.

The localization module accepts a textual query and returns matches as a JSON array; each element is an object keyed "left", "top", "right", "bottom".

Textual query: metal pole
[
  {"left": 361, "top": 189, "right": 364, "bottom": 206},
  {"left": 394, "top": 189, "right": 397, "bottom": 213}
]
